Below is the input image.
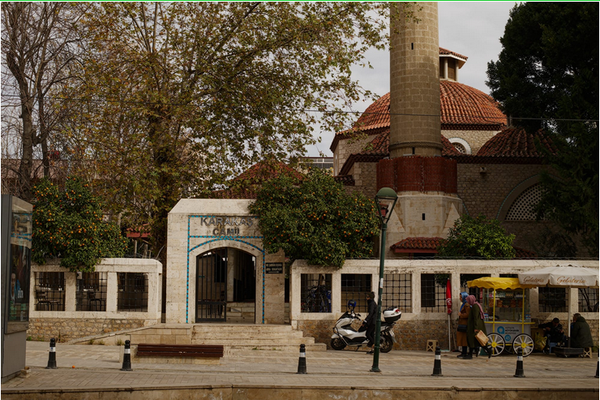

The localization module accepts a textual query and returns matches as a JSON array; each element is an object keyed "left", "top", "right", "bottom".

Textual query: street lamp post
[{"left": 370, "top": 187, "right": 398, "bottom": 373}]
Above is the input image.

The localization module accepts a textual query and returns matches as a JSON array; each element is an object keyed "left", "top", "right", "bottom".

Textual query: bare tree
[{"left": 1, "top": 2, "right": 85, "bottom": 200}]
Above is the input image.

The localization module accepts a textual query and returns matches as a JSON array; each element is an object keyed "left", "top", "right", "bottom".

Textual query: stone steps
[{"left": 69, "top": 323, "right": 326, "bottom": 353}]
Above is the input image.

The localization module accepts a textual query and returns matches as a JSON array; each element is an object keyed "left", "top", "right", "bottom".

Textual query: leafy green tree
[
  {"left": 249, "top": 169, "right": 379, "bottom": 268},
  {"left": 53, "top": 2, "right": 402, "bottom": 264},
  {"left": 32, "top": 178, "right": 128, "bottom": 272},
  {"left": 437, "top": 215, "right": 516, "bottom": 259},
  {"left": 486, "top": 2, "right": 598, "bottom": 256}
]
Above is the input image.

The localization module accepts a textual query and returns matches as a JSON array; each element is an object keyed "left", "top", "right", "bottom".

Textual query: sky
[{"left": 307, "top": 1, "right": 517, "bottom": 157}]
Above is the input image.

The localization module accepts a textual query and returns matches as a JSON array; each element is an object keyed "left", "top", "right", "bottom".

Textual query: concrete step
[
  {"left": 67, "top": 323, "right": 325, "bottom": 352},
  {"left": 192, "top": 326, "right": 305, "bottom": 340},
  {"left": 192, "top": 337, "right": 316, "bottom": 346}
]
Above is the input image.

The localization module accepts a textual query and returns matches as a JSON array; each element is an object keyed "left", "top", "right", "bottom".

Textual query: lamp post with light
[{"left": 370, "top": 187, "right": 398, "bottom": 373}]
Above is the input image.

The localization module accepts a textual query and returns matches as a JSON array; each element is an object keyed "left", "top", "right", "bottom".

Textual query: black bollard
[
  {"left": 121, "top": 340, "right": 133, "bottom": 371},
  {"left": 431, "top": 346, "right": 442, "bottom": 376},
  {"left": 46, "top": 338, "right": 57, "bottom": 369},
  {"left": 514, "top": 347, "right": 525, "bottom": 378},
  {"left": 297, "top": 344, "right": 307, "bottom": 374}
]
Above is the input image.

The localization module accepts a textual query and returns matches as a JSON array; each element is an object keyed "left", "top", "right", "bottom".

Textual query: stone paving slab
[{"left": 2, "top": 341, "right": 598, "bottom": 394}]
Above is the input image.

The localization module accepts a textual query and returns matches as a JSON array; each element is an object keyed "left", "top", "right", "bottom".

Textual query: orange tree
[
  {"left": 249, "top": 169, "right": 379, "bottom": 268},
  {"left": 437, "top": 215, "right": 516, "bottom": 259},
  {"left": 31, "top": 177, "right": 128, "bottom": 272}
]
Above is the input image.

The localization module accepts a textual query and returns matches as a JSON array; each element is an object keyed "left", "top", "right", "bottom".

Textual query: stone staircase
[
  {"left": 69, "top": 323, "right": 326, "bottom": 354},
  {"left": 191, "top": 324, "right": 324, "bottom": 353}
]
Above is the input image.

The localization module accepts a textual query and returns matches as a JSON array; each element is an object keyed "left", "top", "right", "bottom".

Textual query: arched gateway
[{"left": 166, "top": 199, "right": 286, "bottom": 325}]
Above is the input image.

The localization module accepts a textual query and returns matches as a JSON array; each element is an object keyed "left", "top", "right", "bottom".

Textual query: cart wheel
[
  {"left": 487, "top": 333, "right": 505, "bottom": 357},
  {"left": 512, "top": 333, "right": 534, "bottom": 357}
]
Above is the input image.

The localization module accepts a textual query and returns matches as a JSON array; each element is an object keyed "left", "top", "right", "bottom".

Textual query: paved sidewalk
[{"left": 2, "top": 341, "right": 598, "bottom": 396}]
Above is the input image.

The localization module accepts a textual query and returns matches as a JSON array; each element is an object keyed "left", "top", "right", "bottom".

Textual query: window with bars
[
  {"left": 34, "top": 272, "right": 65, "bottom": 311},
  {"left": 460, "top": 273, "right": 491, "bottom": 297},
  {"left": 578, "top": 288, "right": 599, "bottom": 312},
  {"left": 421, "top": 274, "right": 446, "bottom": 313},
  {"left": 383, "top": 273, "right": 412, "bottom": 313},
  {"left": 341, "top": 274, "right": 372, "bottom": 313},
  {"left": 117, "top": 273, "right": 148, "bottom": 312},
  {"left": 300, "top": 273, "right": 331, "bottom": 313},
  {"left": 538, "top": 287, "right": 567, "bottom": 312},
  {"left": 76, "top": 272, "right": 108, "bottom": 311}
]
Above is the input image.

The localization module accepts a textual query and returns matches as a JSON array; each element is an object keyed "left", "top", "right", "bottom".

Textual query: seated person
[
  {"left": 538, "top": 317, "right": 566, "bottom": 352},
  {"left": 570, "top": 313, "right": 594, "bottom": 349}
]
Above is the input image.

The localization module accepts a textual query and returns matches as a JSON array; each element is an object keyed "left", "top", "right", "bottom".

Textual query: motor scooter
[{"left": 330, "top": 300, "right": 401, "bottom": 353}]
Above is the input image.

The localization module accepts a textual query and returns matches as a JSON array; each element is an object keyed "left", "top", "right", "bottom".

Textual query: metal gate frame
[{"left": 196, "top": 248, "right": 227, "bottom": 322}]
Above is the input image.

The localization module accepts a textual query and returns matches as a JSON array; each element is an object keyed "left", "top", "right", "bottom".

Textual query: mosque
[{"left": 25, "top": 3, "right": 598, "bottom": 352}]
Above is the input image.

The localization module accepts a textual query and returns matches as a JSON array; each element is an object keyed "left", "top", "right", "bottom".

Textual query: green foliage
[
  {"left": 52, "top": 3, "right": 398, "bottom": 263},
  {"left": 437, "top": 215, "right": 516, "bottom": 259},
  {"left": 249, "top": 170, "right": 379, "bottom": 268},
  {"left": 487, "top": 2, "right": 598, "bottom": 256},
  {"left": 32, "top": 178, "right": 128, "bottom": 272}
]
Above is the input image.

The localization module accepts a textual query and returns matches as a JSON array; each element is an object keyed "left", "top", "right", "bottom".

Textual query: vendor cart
[{"left": 467, "top": 277, "right": 537, "bottom": 357}]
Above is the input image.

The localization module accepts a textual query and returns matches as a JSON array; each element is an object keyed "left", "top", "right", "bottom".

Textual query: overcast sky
[{"left": 307, "top": 1, "right": 517, "bottom": 157}]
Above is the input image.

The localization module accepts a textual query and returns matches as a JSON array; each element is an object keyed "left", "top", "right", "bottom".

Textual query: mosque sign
[{"left": 190, "top": 215, "right": 260, "bottom": 237}]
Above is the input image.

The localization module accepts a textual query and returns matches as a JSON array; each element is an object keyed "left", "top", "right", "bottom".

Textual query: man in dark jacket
[
  {"left": 570, "top": 313, "right": 594, "bottom": 349},
  {"left": 539, "top": 317, "right": 566, "bottom": 352},
  {"left": 364, "top": 291, "right": 377, "bottom": 354}
]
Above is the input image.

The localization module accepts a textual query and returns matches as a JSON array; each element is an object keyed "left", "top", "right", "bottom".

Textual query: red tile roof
[
  {"left": 440, "top": 80, "right": 505, "bottom": 127},
  {"left": 476, "top": 127, "right": 557, "bottom": 157},
  {"left": 390, "top": 237, "right": 538, "bottom": 258},
  {"left": 333, "top": 81, "right": 506, "bottom": 147},
  {"left": 439, "top": 47, "right": 468, "bottom": 60},
  {"left": 233, "top": 160, "right": 303, "bottom": 183},
  {"left": 337, "top": 130, "right": 460, "bottom": 177},
  {"left": 391, "top": 237, "right": 443, "bottom": 252}
]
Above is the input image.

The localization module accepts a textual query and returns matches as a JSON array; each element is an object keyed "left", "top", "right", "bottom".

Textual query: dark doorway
[{"left": 196, "top": 247, "right": 256, "bottom": 322}]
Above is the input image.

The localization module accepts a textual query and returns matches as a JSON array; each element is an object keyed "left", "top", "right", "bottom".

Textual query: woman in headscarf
[
  {"left": 456, "top": 292, "right": 470, "bottom": 358},
  {"left": 466, "top": 295, "right": 492, "bottom": 359}
]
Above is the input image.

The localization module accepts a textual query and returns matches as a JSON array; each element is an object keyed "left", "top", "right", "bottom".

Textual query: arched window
[
  {"left": 448, "top": 138, "right": 471, "bottom": 155},
  {"left": 505, "top": 183, "right": 543, "bottom": 221}
]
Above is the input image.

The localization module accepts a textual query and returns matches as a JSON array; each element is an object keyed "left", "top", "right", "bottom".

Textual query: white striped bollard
[
  {"left": 431, "top": 346, "right": 442, "bottom": 376},
  {"left": 46, "top": 338, "right": 57, "bottom": 369},
  {"left": 514, "top": 347, "right": 525, "bottom": 377},
  {"left": 121, "top": 340, "right": 133, "bottom": 371},
  {"left": 297, "top": 344, "right": 307, "bottom": 374}
]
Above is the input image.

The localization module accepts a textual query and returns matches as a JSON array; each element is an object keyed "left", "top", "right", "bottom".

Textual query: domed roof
[
  {"left": 477, "top": 127, "right": 557, "bottom": 157},
  {"left": 440, "top": 81, "right": 505, "bottom": 127},
  {"left": 347, "top": 81, "right": 505, "bottom": 134}
]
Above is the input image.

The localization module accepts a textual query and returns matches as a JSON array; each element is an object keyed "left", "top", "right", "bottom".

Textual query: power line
[{"left": 1, "top": 94, "right": 598, "bottom": 123}]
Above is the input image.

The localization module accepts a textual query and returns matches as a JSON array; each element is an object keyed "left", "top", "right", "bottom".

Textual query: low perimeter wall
[
  {"left": 27, "top": 258, "right": 162, "bottom": 342},
  {"left": 291, "top": 259, "right": 599, "bottom": 351}
]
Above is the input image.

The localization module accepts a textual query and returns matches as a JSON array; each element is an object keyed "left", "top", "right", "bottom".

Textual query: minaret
[
  {"left": 389, "top": 3, "right": 442, "bottom": 157},
  {"left": 379, "top": 3, "right": 462, "bottom": 258}
]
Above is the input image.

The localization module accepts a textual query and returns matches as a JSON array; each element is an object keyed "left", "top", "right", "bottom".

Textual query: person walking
[
  {"left": 364, "top": 291, "right": 377, "bottom": 354},
  {"left": 457, "top": 292, "right": 470, "bottom": 358},
  {"left": 466, "top": 295, "right": 492, "bottom": 358}
]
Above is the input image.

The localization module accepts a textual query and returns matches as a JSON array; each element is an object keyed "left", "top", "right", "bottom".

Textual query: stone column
[{"left": 389, "top": 2, "right": 442, "bottom": 157}]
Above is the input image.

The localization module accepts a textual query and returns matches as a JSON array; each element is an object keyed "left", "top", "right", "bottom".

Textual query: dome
[
  {"left": 349, "top": 81, "right": 505, "bottom": 133},
  {"left": 477, "top": 127, "right": 557, "bottom": 157}
]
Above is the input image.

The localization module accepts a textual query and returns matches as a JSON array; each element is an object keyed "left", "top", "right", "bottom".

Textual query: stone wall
[
  {"left": 27, "top": 318, "right": 152, "bottom": 343},
  {"left": 297, "top": 318, "right": 452, "bottom": 351}
]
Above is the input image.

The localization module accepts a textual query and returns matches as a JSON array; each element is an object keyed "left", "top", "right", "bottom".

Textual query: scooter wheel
[
  {"left": 380, "top": 335, "right": 393, "bottom": 353},
  {"left": 330, "top": 338, "right": 346, "bottom": 350}
]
